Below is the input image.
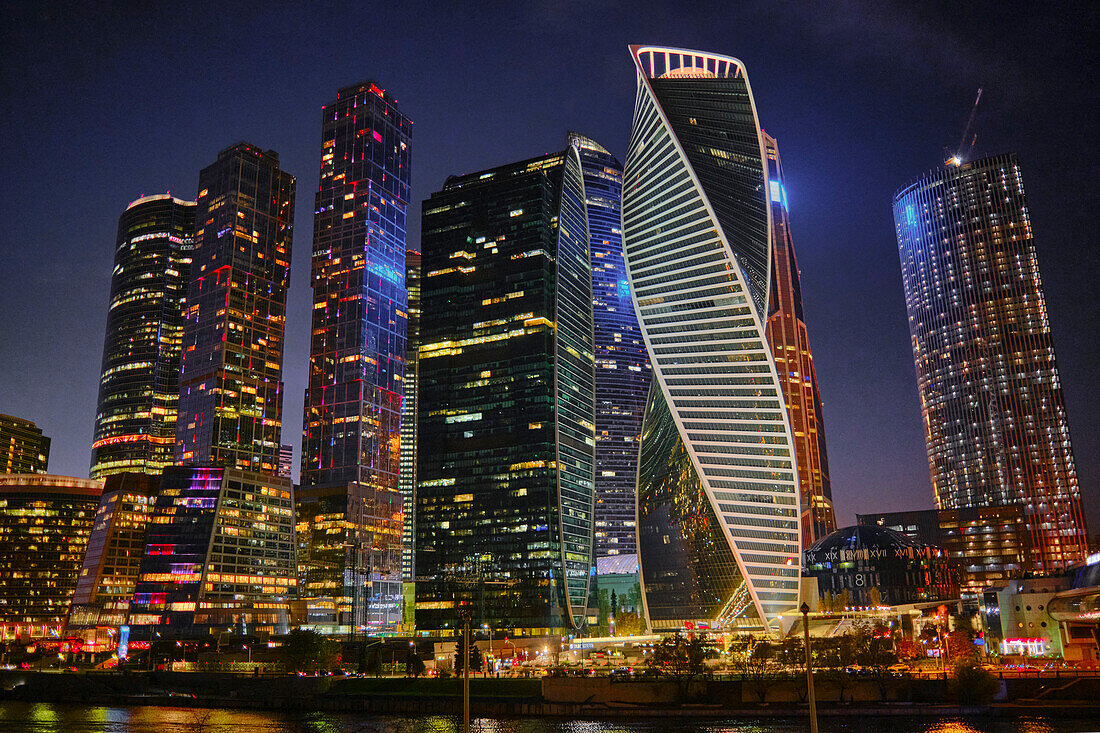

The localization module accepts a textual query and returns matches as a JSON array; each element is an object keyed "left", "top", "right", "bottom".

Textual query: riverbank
[{"left": 2, "top": 671, "right": 1099, "bottom": 720}]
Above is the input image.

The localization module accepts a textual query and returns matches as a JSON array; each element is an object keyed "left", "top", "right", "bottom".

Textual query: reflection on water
[{"left": 0, "top": 704, "right": 1089, "bottom": 733}]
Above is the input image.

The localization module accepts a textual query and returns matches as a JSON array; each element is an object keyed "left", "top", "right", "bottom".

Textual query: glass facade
[
  {"left": 398, "top": 248, "right": 421, "bottom": 582},
  {"left": 0, "top": 475, "right": 102, "bottom": 639},
  {"left": 893, "top": 154, "right": 1088, "bottom": 573},
  {"left": 416, "top": 146, "right": 595, "bottom": 634},
  {"left": 128, "top": 466, "right": 296, "bottom": 635},
  {"left": 175, "top": 143, "right": 295, "bottom": 475},
  {"left": 624, "top": 47, "right": 802, "bottom": 636},
  {"left": 0, "top": 414, "right": 50, "bottom": 475},
  {"left": 858, "top": 502, "right": 1037, "bottom": 593},
  {"left": 762, "top": 133, "right": 836, "bottom": 544},
  {"left": 297, "top": 81, "right": 411, "bottom": 626},
  {"left": 295, "top": 480, "right": 404, "bottom": 631},
  {"left": 69, "top": 472, "right": 159, "bottom": 628},
  {"left": 803, "top": 525, "right": 958, "bottom": 606},
  {"left": 91, "top": 195, "right": 195, "bottom": 479},
  {"left": 301, "top": 81, "right": 411, "bottom": 489},
  {"left": 635, "top": 387, "right": 762, "bottom": 633},
  {"left": 568, "top": 132, "right": 651, "bottom": 559}
]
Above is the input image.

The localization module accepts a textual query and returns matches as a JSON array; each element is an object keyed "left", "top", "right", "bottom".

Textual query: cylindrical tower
[
  {"left": 893, "top": 154, "right": 1088, "bottom": 576},
  {"left": 91, "top": 194, "right": 195, "bottom": 479}
]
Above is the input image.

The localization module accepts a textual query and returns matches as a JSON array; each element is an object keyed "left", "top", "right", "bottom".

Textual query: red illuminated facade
[
  {"left": 894, "top": 155, "right": 1088, "bottom": 573},
  {"left": 763, "top": 132, "right": 836, "bottom": 544},
  {"left": 175, "top": 143, "right": 295, "bottom": 474}
]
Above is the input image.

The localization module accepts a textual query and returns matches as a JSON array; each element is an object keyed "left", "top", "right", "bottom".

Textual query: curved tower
[
  {"left": 567, "top": 132, "right": 651, "bottom": 559},
  {"left": 92, "top": 195, "right": 195, "bottom": 479},
  {"left": 624, "top": 46, "right": 802, "bottom": 636}
]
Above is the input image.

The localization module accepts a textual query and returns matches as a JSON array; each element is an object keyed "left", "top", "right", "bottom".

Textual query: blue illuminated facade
[
  {"left": 568, "top": 133, "right": 650, "bottom": 559},
  {"left": 297, "top": 81, "right": 411, "bottom": 628},
  {"left": 301, "top": 80, "right": 411, "bottom": 490}
]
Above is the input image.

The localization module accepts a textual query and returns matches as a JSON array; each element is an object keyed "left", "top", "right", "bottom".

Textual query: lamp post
[
  {"left": 486, "top": 620, "right": 495, "bottom": 673},
  {"left": 461, "top": 611, "right": 471, "bottom": 733},
  {"left": 801, "top": 602, "right": 818, "bottom": 733}
]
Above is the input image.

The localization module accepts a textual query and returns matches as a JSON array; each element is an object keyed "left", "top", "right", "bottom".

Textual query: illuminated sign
[{"left": 117, "top": 625, "right": 130, "bottom": 660}]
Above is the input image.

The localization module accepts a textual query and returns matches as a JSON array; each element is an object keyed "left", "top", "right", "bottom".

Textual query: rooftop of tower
[
  {"left": 629, "top": 45, "right": 746, "bottom": 80},
  {"left": 125, "top": 193, "right": 197, "bottom": 211}
]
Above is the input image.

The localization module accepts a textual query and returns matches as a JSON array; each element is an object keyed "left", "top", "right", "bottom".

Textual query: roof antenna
[{"left": 949, "top": 88, "right": 982, "bottom": 166}]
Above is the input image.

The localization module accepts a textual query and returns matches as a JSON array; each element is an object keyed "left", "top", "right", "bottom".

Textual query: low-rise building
[
  {"left": 0, "top": 474, "right": 102, "bottom": 639},
  {"left": 803, "top": 525, "right": 958, "bottom": 607},
  {"left": 858, "top": 505, "right": 1035, "bottom": 593},
  {"left": 128, "top": 466, "right": 296, "bottom": 637},
  {"left": 67, "top": 472, "right": 159, "bottom": 641}
]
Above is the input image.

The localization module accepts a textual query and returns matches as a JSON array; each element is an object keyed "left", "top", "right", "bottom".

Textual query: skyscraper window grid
[
  {"left": 568, "top": 132, "right": 651, "bottom": 559},
  {"left": 415, "top": 147, "right": 595, "bottom": 633},
  {"left": 91, "top": 195, "right": 195, "bottom": 479},
  {"left": 174, "top": 143, "right": 295, "bottom": 475},
  {"left": 624, "top": 46, "right": 801, "bottom": 636},
  {"left": 893, "top": 154, "right": 1088, "bottom": 574},
  {"left": 300, "top": 81, "right": 411, "bottom": 491}
]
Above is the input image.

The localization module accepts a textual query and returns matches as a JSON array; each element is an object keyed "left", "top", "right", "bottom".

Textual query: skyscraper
[
  {"left": 568, "top": 132, "right": 651, "bottom": 559},
  {"left": 398, "top": 247, "right": 421, "bottom": 582},
  {"left": 91, "top": 194, "right": 195, "bottom": 479},
  {"left": 893, "top": 153, "right": 1088, "bottom": 573},
  {"left": 301, "top": 81, "right": 411, "bottom": 489},
  {"left": 128, "top": 466, "right": 296, "bottom": 635},
  {"left": 0, "top": 414, "right": 50, "bottom": 474},
  {"left": 624, "top": 46, "right": 802, "bottom": 637},
  {"left": 175, "top": 143, "right": 295, "bottom": 474},
  {"left": 416, "top": 145, "right": 595, "bottom": 634},
  {"left": 762, "top": 132, "right": 836, "bottom": 544},
  {"left": 297, "top": 81, "right": 411, "bottom": 630}
]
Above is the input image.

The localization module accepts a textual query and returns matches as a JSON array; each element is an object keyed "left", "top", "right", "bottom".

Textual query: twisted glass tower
[{"left": 624, "top": 46, "right": 802, "bottom": 636}]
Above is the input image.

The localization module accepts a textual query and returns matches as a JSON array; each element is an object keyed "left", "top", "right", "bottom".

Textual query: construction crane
[{"left": 948, "top": 88, "right": 983, "bottom": 166}]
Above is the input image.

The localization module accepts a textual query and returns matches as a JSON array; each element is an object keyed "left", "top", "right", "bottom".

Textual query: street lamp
[
  {"left": 801, "top": 602, "right": 818, "bottom": 733},
  {"left": 482, "top": 624, "right": 493, "bottom": 675}
]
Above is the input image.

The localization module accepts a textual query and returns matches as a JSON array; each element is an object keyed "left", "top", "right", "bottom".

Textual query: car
[{"left": 887, "top": 663, "right": 910, "bottom": 673}]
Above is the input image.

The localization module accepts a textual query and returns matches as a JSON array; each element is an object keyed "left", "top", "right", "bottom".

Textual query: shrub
[{"left": 951, "top": 660, "right": 998, "bottom": 704}]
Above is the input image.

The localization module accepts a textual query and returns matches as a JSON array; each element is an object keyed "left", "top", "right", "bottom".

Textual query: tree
[
  {"left": 648, "top": 634, "right": 708, "bottom": 702},
  {"left": 596, "top": 588, "right": 611, "bottom": 636},
  {"left": 951, "top": 659, "right": 998, "bottom": 704},
  {"left": 279, "top": 629, "right": 338, "bottom": 673},
  {"left": 895, "top": 636, "right": 923, "bottom": 661},
  {"left": 732, "top": 637, "right": 781, "bottom": 702},
  {"left": 615, "top": 611, "right": 645, "bottom": 636},
  {"left": 648, "top": 634, "right": 706, "bottom": 679},
  {"left": 868, "top": 587, "right": 883, "bottom": 608},
  {"left": 454, "top": 632, "right": 483, "bottom": 674},
  {"left": 946, "top": 629, "right": 976, "bottom": 661},
  {"left": 407, "top": 646, "right": 426, "bottom": 678},
  {"left": 853, "top": 622, "right": 900, "bottom": 701}
]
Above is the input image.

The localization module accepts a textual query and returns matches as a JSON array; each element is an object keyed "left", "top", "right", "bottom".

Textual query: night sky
[{"left": 2, "top": 1, "right": 1096, "bottom": 532}]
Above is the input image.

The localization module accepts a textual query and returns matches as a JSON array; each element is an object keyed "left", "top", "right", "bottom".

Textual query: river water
[{"left": 0, "top": 704, "right": 1090, "bottom": 733}]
